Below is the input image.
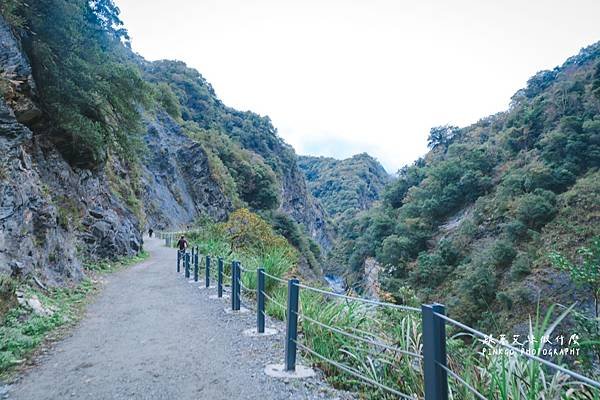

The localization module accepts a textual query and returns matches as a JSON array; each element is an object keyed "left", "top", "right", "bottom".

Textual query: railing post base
[{"left": 264, "top": 363, "right": 315, "bottom": 379}]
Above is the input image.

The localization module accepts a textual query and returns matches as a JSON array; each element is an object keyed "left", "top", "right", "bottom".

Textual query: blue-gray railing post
[
  {"left": 257, "top": 268, "right": 265, "bottom": 333},
  {"left": 191, "top": 246, "right": 195, "bottom": 263},
  {"left": 285, "top": 278, "right": 300, "bottom": 371},
  {"left": 193, "top": 250, "right": 199, "bottom": 282},
  {"left": 177, "top": 250, "right": 181, "bottom": 273},
  {"left": 231, "top": 261, "right": 237, "bottom": 311},
  {"left": 217, "top": 258, "right": 223, "bottom": 298},
  {"left": 422, "top": 303, "right": 448, "bottom": 400},
  {"left": 185, "top": 252, "right": 190, "bottom": 278},
  {"left": 234, "top": 261, "right": 241, "bottom": 310},
  {"left": 205, "top": 256, "right": 211, "bottom": 288}
]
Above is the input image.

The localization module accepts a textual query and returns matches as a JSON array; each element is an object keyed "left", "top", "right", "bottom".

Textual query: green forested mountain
[
  {"left": 336, "top": 43, "right": 600, "bottom": 330},
  {"left": 298, "top": 153, "right": 390, "bottom": 223}
]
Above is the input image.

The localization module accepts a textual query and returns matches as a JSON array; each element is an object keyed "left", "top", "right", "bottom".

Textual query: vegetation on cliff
[
  {"left": 332, "top": 43, "right": 600, "bottom": 339},
  {"left": 0, "top": 0, "right": 323, "bottom": 267},
  {"left": 3, "top": 0, "right": 150, "bottom": 168},
  {"left": 298, "top": 153, "right": 390, "bottom": 224}
]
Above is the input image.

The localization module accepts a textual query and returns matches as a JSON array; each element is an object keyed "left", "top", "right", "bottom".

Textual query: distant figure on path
[
  {"left": 177, "top": 235, "right": 188, "bottom": 252},
  {"left": 148, "top": 228, "right": 154, "bottom": 237}
]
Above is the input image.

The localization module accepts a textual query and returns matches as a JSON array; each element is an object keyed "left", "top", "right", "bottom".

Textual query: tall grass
[
  {"left": 238, "top": 246, "right": 295, "bottom": 293},
  {"left": 295, "top": 294, "right": 600, "bottom": 399},
  {"left": 444, "top": 303, "right": 600, "bottom": 400},
  {"left": 188, "top": 214, "right": 600, "bottom": 399}
]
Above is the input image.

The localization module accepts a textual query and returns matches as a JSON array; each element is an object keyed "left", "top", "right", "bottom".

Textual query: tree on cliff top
[{"left": 2, "top": 0, "right": 149, "bottom": 168}]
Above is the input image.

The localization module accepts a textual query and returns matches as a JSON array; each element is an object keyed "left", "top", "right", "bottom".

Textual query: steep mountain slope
[
  {"left": 141, "top": 60, "right": 332, "bottom": 250},
  {"left": 336, "top": 43, "right": 600, "bottom": 330},
  {"left": 298, "top": 153, "right": 390, "bottom": 224},
  {"left": 0, "top": 0, "right": 330, "bottom": 294}
]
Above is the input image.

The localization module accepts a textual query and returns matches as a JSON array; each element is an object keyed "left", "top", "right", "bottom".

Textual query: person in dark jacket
[
  {"left": 177, "top": 235, "right": 188, "bottom": 251},
  {"left": 148, "top": 228, "right": 154, "bottom": 237}
]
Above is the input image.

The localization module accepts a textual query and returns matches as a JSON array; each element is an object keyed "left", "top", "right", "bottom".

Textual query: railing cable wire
[
  {"left": 239, "top": 265, "right": 258, "bottom": 273},
  {"left": 436, "top": 361, "right": 487, "bottom": 400},
  {"left": 239, "top": 281, "right": 254, "bottom": 293},
  {"left": 295, "top": 341, "right": 418, "bottom": 400},
  {"left": 262, "top": 271, "right": 287, "bottom": 285},
  {"left": 294, "top": 282, "right": 420, "bottom": 313},
  {"left": 261, "top": 290, "right": 287, "bottom": 311},
  {"left": 434, "top": 312, "right": 600, "bottom": 390},
  {"left": 299, "top": 312, "right": 422, "bottom": 359}
]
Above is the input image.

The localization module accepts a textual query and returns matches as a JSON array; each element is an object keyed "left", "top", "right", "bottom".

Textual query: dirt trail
[{"left": 8, "top": 237, "right": 353, "bottom": 400}]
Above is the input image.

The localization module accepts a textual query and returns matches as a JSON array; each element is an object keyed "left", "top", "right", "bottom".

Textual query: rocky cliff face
[
  {"left": 278, "top": 158, "right": 332, "bottom": 250},
  {"left": 0, "top": 14, "right": 331, "bottom": 286},
  {"left": 0, "top": 16, "right": 229, "bottom": 285},
  {"left": 141, "top": 59, "right": 334, "bottom": 250},
  {"left": 0, "top": 15, "right": 145, "bottom": 283},
  {"left": 140, "top": 111, "right": 232, "bottom": 230}
]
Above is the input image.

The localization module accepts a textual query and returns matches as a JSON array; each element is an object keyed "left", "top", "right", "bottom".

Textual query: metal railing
[{"left": 166, "top": 239, "right": 600, "bottom": 400}]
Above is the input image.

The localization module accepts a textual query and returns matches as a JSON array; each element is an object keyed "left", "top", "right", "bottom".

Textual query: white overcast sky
[{"left": 116, "top": 0, "right": 600, "bottom": 172}]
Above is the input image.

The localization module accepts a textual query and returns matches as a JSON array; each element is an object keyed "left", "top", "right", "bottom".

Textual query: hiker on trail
[
  {"left": 148, "top": 228, "right": 154, "bottom": 237},
  {"left": 177, "top": 235, "right": 188, "bottom": 252}
]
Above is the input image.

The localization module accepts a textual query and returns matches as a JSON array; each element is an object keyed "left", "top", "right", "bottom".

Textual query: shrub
[
  {"left": 549, "top": 237, "right": 600, "bottom": 318},
  {"left": 438, "top": 239, "right": 462, "bottom": 266},
  {"left": 153, "top": 82, "right": 181, "bottom": 119},
  {"left": 503, "top": 219, "right": 528, "bottom": 241},
  {"left": 269, "top": 212, "right": 303, "bottom": 247},
  {"left": 410, "top": 252, "right": 449, "bottom": 288},
  {"left": 522, "top": 162, "right": 575, "bottom": 193},
  {"left": 222, "top": 208, "right": 290, "bottom": 255},
  {"left": 539, "top": 116, "right": 600, "bottom": 174},
  {"left": 377, "top": 235, "right": 415, "bottom": 269},
  {"left": 0, "top": 0, "right": 24, "bottom": 28},
  {"left": 458, "top": 263, "right": 497, "bottom": 311},
  {"left": 496, "top": 291, "right": 513, "bottom": 310},
  {"left": 16, "top": 0, "right": 151, "bottom": 168},
  {"left": 510, "top": 253, "right": 533, "bottom": 280},
  {"left": 265, "top": 211, "right": 320, "bottom": 268},
  {"left": 186, "top": 126, "right": 280, "bottom": 210},
  {"left": 515, "top": 190, "right": 557, "bottom": 230},
  {"left": 383, "top": 162, "right": 426, "bottom": 208},
  {"left": 489, "top": 239, "right": 517, "bottom": 269}
]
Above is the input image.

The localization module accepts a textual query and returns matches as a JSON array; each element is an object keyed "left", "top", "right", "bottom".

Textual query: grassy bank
[
  {"left": 188, "top": 210, "right": 599, "bottom": 399},
  {"left": 0, "top": 251, "right": 149, "bottom": 377}
]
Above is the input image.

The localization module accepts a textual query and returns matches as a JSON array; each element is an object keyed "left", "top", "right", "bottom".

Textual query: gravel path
[{"left": 8, "top": 237, "right": 356, "bottom": 400}]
